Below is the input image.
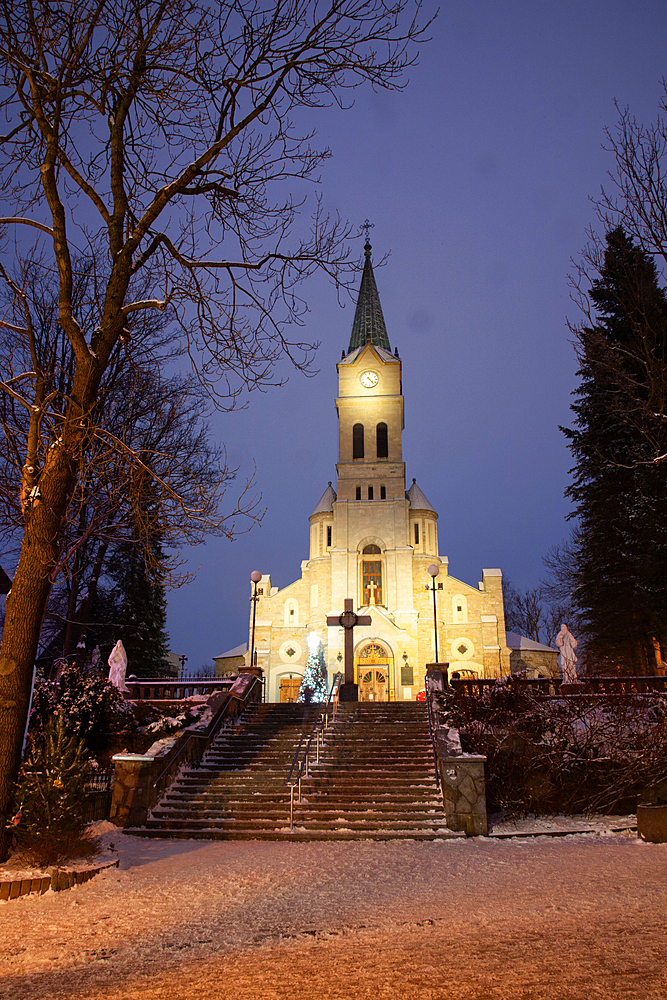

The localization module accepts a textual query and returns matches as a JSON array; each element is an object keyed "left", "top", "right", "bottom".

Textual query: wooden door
[
  {"left": 359, "top": 667, "right": 389, "bottom": 702},
  {"left": 357, "top": 642, "right": 392, "bottom": 702},
  {"left": 280, "top": 677, "right": 301, "bottom": 703}
]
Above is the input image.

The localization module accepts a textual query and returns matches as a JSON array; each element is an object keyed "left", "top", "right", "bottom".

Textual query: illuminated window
[
  {"left": 362, "top": 544, "right": 382, "bottom": 605},
  {"left": 376, "top": 422, "right": 388, "bottom": 458},
  {"left": 380, "top": 485, "right": 386, "bottom": 500},
  {"left": 353, "top": 423, "right": 364, "bottom": 459},
  {"left": 452, "top": 594, "right": 468, "bottom": 623},
  {"left": 284, "top": 599, "right": 299, "bottom": 626}
]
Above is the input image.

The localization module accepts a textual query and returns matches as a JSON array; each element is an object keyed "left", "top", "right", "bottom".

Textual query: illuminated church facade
[{"left": 248, "top": 241, "right": 511, "bottom": 702}]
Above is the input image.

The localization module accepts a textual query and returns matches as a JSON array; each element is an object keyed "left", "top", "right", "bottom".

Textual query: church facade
[{"left": 248, "top": 241, "right": 511, "bottom": 702}]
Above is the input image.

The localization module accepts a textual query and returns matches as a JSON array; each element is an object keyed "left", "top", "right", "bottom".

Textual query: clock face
[{"left": 360, "top": 370, "right": 379, "bottom": 388}]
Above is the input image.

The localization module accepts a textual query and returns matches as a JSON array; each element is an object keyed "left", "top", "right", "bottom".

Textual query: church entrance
[
  {"left": 279, "top": 677, "right": 301, "bottom": 703},
  {"left": 356, "top": 642, "right": 393, "bottom": 702}
]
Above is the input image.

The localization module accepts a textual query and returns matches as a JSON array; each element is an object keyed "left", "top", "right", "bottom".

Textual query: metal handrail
[
  {"left": 151, "top": 674, "right": 262, "bottom": 788},
  {"left": 286, "top": 672, "right": 343, "bottom": 830},
  {"left": 424, "top": 673, "right": 441, "bottom": 791}
]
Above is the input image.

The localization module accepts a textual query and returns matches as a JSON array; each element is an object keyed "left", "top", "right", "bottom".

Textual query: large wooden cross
[{"left": 327, "top": 599, "right": 372, "bottom": 686}]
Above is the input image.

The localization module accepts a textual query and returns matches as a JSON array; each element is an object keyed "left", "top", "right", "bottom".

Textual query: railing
[
  {"left": 125, "top": 677, "right": 234, "bottom": 702},
  {"left": 424, "top": 673, "right": 440, "bottom": 791},
  {"left": 286, "top": 672, "right": 343, "bottom": 831},
  {"left": 151, "top": 674, "right": 262, "bottom": 789},
  {"left": 450, "top": 674, "right": 667, "bottom": 699},
  {"left": 577, "top": 675, "right": 667, "bottom": 694},
  {"left": 82, "top": 771, "right": 113, "bottom": 824}
]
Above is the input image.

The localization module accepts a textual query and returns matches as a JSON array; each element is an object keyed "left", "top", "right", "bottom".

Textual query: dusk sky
[{"left": 167, "top": 0, "right": 667, "bottom": 669}]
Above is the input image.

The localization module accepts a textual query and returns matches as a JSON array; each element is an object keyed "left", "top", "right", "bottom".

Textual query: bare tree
[
  {"left": 0, "top": 257, "right": 253, "bottom": 662},
  {"left": 0, "top": 0, "right": 429, "bottom": 855}
]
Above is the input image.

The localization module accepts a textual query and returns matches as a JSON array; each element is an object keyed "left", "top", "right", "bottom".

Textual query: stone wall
[{"left": 110, "top": 673, "right": 261, "bottom": 828}]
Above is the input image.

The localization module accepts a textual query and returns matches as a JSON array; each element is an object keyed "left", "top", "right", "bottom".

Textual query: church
[{"left": 246, "top": 239, "right": 511, "bottom": 702}]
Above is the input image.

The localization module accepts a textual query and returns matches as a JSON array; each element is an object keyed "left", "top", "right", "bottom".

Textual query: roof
[
  {"left": 347, "top": 242, "right": 391, "bottom": 354},
  {"left": 214, "top": 642, "right": 248, "bottom": 660},
  {"left": 310, "top": 482, "right": 337, "bottom": 516},
  {"left": 339, "top": 343, "right": 395, "bottom": 366},
  {"left": 406, "top": 478, "right": 437, "bottom": 513},
  {"left": 505, "top": 631, "right": 557, "bottom": 653}
]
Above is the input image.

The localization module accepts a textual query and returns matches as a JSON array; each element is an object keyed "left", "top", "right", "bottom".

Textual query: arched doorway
[{"left": 356, "top": 641, "right": 393, "bottom": 702}]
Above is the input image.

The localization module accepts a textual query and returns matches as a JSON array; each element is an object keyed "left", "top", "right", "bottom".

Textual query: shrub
[
  {"left": 451, "top": 679, "right": 667, "bottom": 815},
  {"left": 29, "top": 663, "right": 136, "bottom": 764}
]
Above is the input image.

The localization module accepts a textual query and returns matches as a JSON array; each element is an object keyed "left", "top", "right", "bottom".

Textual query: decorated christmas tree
[
  {"left": 297, "top": 634, "right": 328, "bottom": 703},
  {"left": 13, "top": 713, "right": 92, "bottom": 863}
]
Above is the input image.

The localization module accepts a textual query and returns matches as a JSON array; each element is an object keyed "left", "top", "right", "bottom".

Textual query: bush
[
  {"left": 29, "top": 663, "right": 136, "bottom": 764},
  {"left": 451, "top": 679, "right": 667, "bottom": 815}
]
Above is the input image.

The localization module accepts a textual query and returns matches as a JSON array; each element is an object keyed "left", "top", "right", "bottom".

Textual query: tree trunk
[{"left": 0, "top": 442, "right": 77, "bottom": 860}]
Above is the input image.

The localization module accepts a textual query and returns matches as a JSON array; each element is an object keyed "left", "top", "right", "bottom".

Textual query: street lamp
[
  {"left": 249, "top": 570, "right": 262, "bottom": 671},
  {"left": 427, "top": 564, "right": 440, "bottom": 663}
]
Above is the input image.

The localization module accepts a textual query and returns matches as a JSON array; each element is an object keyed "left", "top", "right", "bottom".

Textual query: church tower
[{"left": 245, "top": 241, "right": 511, "bottom": 702}]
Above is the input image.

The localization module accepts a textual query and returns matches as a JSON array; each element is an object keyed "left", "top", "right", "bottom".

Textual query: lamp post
[
  {"left": 427, "top": 564, "right": 440, "bottom": 663},
  {"left": 249, "top": 570, "right": 262, "bottom": 672}
]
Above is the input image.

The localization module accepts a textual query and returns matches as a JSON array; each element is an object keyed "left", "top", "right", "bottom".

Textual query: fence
[
  {"left": 82, "top": 771, "right": 114, "bottom": 824},
  {"left": 450, "top": 675, "right": 667, "bottom": 700},
  {"left": 124, "top": 677, "right": 234, "bottom": 702}
]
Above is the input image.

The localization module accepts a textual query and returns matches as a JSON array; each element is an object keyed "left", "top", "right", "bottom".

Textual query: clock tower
[{"left": 335, "top": 240, "right": 406, "bottom": 504}]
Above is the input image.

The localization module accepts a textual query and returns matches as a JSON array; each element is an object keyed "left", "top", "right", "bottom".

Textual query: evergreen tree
[
  {"left": 16, "top": 714, "right": 90, "bottom": 841},
  {"left": 564, "top": 227, "right": 667, "bottom": 672},
  {"left": 297, "top": 636, "right": 328, "bottom": 703},
  {"left": 106, "top": 531, "right": 170, "bottom": 677}
]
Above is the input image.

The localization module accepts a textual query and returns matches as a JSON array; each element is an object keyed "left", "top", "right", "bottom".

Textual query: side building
[{"left": 247, "top": 240, "right": 511, "bottom": 702}]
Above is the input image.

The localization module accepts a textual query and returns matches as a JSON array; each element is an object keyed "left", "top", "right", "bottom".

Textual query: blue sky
[{"left": 166, "top": 0, "right": 667, "bottom": 668}]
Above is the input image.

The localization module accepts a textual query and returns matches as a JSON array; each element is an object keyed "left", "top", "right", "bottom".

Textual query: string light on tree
[{"left": 297, "top": 633, "right": 328, "bottom": 703}]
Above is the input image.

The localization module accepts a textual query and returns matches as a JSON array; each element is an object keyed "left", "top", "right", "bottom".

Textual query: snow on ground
[{"left": 1, "top": 828, "right": 666, "bottom": 999}]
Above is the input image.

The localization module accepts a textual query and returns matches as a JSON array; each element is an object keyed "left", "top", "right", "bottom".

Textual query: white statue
[
  {"left": 108, "top": 640, "right": 129, "bottom": 692},
  {"left": 556, "top": 624, "right": 578, "bottom": 683}
]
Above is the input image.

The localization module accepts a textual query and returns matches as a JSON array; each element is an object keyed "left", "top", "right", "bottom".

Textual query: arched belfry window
[
  {"left": 376, "top": 422, "right": 388, "bottom": 459},
  {"left": 361, "top": 544, "right": 383, "bottom": 606},
  {"left": 353, "top": 423, "right": 364, "bottom": 459}
]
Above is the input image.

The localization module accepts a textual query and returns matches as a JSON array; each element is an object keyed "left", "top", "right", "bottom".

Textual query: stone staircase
[{"left": 128, "top": 701, "right": 458, "bottom": 841}]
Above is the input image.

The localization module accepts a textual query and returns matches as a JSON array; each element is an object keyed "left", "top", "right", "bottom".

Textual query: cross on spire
[{"left": 361, "top": 218, "right": 374, "bottom": 242}]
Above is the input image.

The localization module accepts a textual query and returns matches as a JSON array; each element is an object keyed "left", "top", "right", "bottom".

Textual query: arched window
[
  {"left": 355, "top": 485, "right": 362, "bottom": 500},
  {"left": 353, "top": 423, "right": 364, "bottom": 459},
  {"left": 362, "top": 544, "right": 383, "bottom": 606},
  {"left": 376, "top": 422, "right": 388, "bottom": 458},
  {"left": 380, "top": 485, "right": 386, "bottom": 500},
  {"left": 452, "top": 595, "right": 468, "bottom": 623},
  {"left": 284, "top": 599, "right": 299, "bottom": 626},
  {"left": 368, "top": 485, "right": 374, "bottom": 500}
]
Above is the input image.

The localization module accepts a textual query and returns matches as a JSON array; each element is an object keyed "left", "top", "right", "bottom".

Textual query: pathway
[{"left": 1, "top": 830, "right": 666, "bottom": 999}]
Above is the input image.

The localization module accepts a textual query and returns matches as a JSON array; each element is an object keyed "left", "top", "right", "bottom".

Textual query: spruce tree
[
  {"left": 564, "top": 227, "right": 667, "bottom": 672},
  {"left": 16, "top": 714, "right": 91, "bottom": 842},
  {"left": 297, "top": 637, "right": 328, "bottom": 703},
  {"left": 104, "top": 480, "right": 170, "bottom": 677},
  {"left": 106, "top": 534, "right": 170, "bottom": 676}
]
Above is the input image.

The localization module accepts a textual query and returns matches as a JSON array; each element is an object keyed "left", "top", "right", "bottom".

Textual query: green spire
[{"left": 347, "top": 241, "right": 391, "bottom": 354}]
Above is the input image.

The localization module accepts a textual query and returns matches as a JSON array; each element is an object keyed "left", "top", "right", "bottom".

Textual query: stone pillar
[
  {"left": 109, "top": 754, "right": 156, "bottom": 828},
  {"left": 439, "top": 753, "right": 488, "bottom": 837}
]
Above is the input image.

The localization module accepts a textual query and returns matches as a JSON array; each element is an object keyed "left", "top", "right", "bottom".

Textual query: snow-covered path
[{"left": 1, "top": 832, "right": 666, "bottom": 999}]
